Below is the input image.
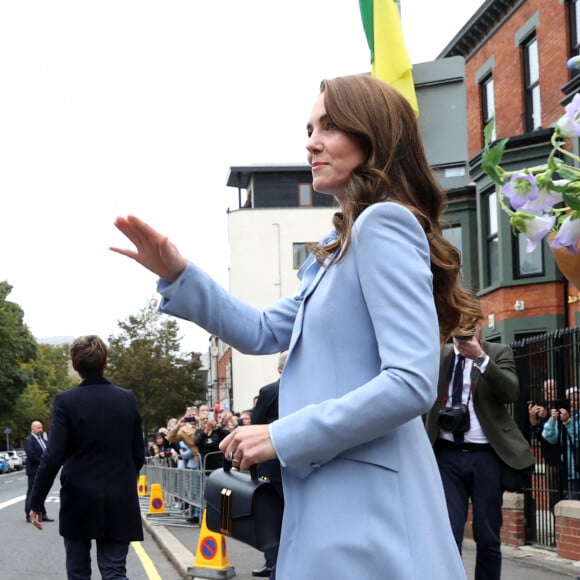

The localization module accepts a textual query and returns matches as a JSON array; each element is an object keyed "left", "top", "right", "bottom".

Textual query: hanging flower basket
[
  {"left": 482, "top": 57, "right": 580, "bottom": 275},
  {"left": 548, "top": 233, "right": 580, "bottom": 288}
]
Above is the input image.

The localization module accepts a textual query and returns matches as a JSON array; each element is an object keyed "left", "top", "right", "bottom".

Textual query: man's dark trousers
[
  {"left": 435, "top": 444, "right": 503, "bottom": 580},
  {"left": 64, "top": 538, "right": 129, "bottom": 580},
  {"left": 26, "top": 473, "right": 47, "bottom": 519}
]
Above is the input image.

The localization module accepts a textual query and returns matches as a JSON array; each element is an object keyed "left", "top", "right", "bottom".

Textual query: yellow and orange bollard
[
  {"left": 137, "top": 474, "right": 149, "bottom": 497},
  {"left": 187, "top": 509, "right": 235, "bottom": 579},
  {"left": 147, "top": 483, "right": 166, "bottom": 516}
]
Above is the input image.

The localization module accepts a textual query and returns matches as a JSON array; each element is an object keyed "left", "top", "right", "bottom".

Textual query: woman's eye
[{"left": 326, "top": 121, "right": 338, "bottom": 131}]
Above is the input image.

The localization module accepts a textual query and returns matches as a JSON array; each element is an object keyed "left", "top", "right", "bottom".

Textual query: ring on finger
[{"left": 228, "top": 451, "right": 235, "bottom": 462}]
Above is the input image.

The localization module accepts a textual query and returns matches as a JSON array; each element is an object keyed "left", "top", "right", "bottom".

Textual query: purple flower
[
  {"left": 502, "top": 173, "right": 539, "bottom": 209},
  {"left": 519, "top": 186, "right": 563, "bottom": 216},
  {"left": 557, "top": 94, "right": 580, "bottom": 138},
  {"left": 516, "top": 214, "right": 556, "bottom": 252},
  {"left": 549, "top": 214, "right": 580, "bottom": 255}
]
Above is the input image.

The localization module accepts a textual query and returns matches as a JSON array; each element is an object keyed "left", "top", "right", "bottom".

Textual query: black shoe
[
  {"left": 43, "top": 517, "right": 55, "bottom": 522},
  {"left": 251, "top": 566, "right": 272, "bottom": 577},
  {"left": 26, "top": 516, "right": 31, "bottom": 523},
  {"left": 186, "top": 516, "right": 199, "bottom": 524}
]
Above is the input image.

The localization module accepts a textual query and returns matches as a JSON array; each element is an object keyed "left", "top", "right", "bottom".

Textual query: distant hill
[{"left": 37, "top": 336, "right": 75, "bottom": 346}]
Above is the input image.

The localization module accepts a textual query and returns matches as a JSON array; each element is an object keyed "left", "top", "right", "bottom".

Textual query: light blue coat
[{"left": 158, "top": 202, "right": 466, "bottom": 579}]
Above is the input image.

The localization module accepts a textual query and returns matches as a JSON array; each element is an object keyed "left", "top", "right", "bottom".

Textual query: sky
[{"left": 0, "top": 0, "right": 484, "bottom": 354}]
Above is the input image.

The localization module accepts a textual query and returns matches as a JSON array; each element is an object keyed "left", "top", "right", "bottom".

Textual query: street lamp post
[{"left": 3, "top": 427, "right": 11, "bottom": 451}]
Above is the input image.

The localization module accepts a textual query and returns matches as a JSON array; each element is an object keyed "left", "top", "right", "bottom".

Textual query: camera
[
  {"left": 184, "top": 417, "right": 197, "bottom": 423},
  {"left": 453, "top": 334, "right": 474, "bottom": 342},
  {"left": 438, "top": 404, "right": 470, "bottom": 433}
]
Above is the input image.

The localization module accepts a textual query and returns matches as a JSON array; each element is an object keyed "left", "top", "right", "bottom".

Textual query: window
[
  {"left": 298, "top": 183, "right": 312, "bottom": 206},
  {"left": 514, "top": 233, "right": 544, "bottom": 277},
  {"left": 293, "top": 243, "right": 312, "bottom": 269},
  {"left": 481, "top": 75, "right": 496, "bottom": 142},
  {"left": 443, "top": 225, "right": 464, "bottom": 279},
  {"left": 485, "top": 191, "right": 500, "bottom": 285},
  {"left": 443, "top": 225, "right": 463, "bottom": 260},
  {"left": 523, "top": 35, "right": 541, "bottom": 131}
]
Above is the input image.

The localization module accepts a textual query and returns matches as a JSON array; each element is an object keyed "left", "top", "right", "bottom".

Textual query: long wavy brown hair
[{"left": 311, "top": 74, "right": 480, "bottom": 343}]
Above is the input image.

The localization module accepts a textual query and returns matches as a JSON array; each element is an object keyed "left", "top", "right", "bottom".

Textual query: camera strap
[{"left": 441, "top": 355, "right": 474, "bottom": 408}]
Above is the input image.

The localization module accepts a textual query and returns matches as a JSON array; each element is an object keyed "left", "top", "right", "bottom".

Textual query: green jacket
[{"left": 425, "top": 341, "right": 535, "bottom": 470}]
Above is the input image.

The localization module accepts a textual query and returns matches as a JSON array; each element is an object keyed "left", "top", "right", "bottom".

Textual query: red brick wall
[
  {"left": 463, "top": 494, "right": 526, "bottom": 547},
  {"left": 501, "top": 506, "right": 527, "bottom": 546},
  {"left": 555, "top": 517, "right": 580, "bottom": 560},
  {"left": 465, "top": 0, "right": 570, "bottom": 158},
  {"left": 480, "top": 282, "right": 566, "bottom": 325}
]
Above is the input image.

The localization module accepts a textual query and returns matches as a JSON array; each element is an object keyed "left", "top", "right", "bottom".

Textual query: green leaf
[
  {"left": 482, "top": 138, "right": 509, "bottom": 185},
  {"left": 563, "top": 192, "right": 580, "bottom": 210},
  {"left": 483, "top": 119, "right": 495, "bottom": 147},
  {"left": 555, "top": 165, "right": 580, "bottom": 180}
]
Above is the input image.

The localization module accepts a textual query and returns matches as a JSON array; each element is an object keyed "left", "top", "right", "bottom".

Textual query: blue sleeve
[
  {"left": 180, "top": 442, "right": 192, "bottom": 460},
  {"left": 542, "top": 419, "right": 559, "bottom": 444},
  {"left": 157, "top": 262, "right": 300, "bottom": 355}
]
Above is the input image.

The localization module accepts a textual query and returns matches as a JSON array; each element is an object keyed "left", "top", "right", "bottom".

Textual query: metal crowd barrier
[{"left": 140, "top": 451, "right": 223, "bottom": 523}]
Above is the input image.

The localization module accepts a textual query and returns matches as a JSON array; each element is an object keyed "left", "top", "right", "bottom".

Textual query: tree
[
  {"left": 107, "top": 299, "right": 205, "bottom": 435},
  {"left": 13, "top": 343, "right": 76, "bottom": 434},
  {"left": 0, "top": 281, "right": 37, "bottom": 416}
]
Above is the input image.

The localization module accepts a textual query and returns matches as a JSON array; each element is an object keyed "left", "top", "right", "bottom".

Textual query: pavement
[{"left": 141, "top": 506, "right": 580, "bottom": 579}]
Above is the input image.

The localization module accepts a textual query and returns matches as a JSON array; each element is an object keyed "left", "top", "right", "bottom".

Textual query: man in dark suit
[
  {"left": 250, "top": 351, "right": 286, "bottom": 579},
  {"left": 425, "top": 322, "right": 535, "bottom": 580},
  {"left": 29, "top": 335, "right": 145, "bottom": 580},
  {"left": 24, "top": 420, "right": 54, "bottom": 523}
]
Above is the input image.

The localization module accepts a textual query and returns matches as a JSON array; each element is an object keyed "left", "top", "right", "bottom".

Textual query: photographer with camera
[
  {"left": 425, "top": 319, "right": 535, "bottom": 580},
  {"left": 167, "top": 406, "right": 201, "bottom": 460},
  {"left": 194, "top": 412, "right": 229, "bottom": 472},
  {"left": 528, "top": 379, "right": 564, "bottom": 509},
  {"left": 166, "top": 406, "right": 203, "bottom": 523},
  {"left": 542, "top": 387, "right": 580, "bottom": 499}
]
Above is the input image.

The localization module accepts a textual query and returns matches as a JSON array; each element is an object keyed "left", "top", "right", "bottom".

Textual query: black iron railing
[{"left": 511, "top": 328, "right": 580, "bottom": 548}]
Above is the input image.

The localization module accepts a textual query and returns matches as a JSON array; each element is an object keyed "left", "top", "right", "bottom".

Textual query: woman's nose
[{"left": 306, "top": 132, "right": 322, "bottom": 154}]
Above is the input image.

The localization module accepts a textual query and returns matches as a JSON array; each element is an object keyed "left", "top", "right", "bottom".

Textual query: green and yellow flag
[{"left": 359, "top": 0, "right": 419, "bottom": 116}]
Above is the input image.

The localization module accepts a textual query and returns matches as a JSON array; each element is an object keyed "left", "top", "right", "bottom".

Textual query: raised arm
[{"left": 110, "top": 215, "right": 187, "bottom": 281}]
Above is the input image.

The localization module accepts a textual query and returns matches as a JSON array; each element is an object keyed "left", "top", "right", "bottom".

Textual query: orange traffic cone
[
  {"left": 137, "top": 474, "right": 149, "bottom": 497},
  {"left": 148, "top": 483, "right": 166, "bottom": 516},
  {"left": 187, "top": 509, "right": 235, "bottom": 579}
]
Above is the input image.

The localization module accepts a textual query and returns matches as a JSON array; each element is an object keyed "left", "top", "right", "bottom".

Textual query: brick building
[{"left": 440, "top": 0, "right": 580, "bottom": 343}]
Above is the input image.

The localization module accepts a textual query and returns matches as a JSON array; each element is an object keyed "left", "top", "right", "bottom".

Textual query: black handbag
[{"left": 204, "top": 459, "right": 284, "bottom": 552}]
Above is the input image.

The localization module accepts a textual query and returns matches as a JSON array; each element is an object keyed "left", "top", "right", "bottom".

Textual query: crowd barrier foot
[{"left": 186, "top": 509, "right": 235, "bottom": 579}]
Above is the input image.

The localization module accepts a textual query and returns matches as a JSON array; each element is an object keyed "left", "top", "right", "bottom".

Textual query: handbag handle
[{"left": 223, "top": 455, "right": 260, "bottom": 481}]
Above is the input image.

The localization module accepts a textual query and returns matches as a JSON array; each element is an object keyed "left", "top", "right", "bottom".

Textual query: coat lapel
[{"left": 288, "top": 258, "right": 334, "bottom": 352}]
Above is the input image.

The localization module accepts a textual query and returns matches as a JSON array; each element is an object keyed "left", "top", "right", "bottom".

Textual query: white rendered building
[{"left": 222, "top": 164, "right": 335, "bottom": 413}]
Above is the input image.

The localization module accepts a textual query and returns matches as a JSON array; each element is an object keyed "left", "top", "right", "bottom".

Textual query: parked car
[
  {"left": 0, "top": 452, "right": 20, "bottom": 471},
  {"left": 5, "top": 450, "right": 23, "bottom": 470},
  {"left": 0, "top": 456, "right": 11, "bottom": 474},
  {"left": 14, "top": 449, "right": 27, "bottom": 466}
]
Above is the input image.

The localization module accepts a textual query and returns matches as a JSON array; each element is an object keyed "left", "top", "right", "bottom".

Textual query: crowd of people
[
  {"left": 146, "top": 404, "right": 254, "bottom": 471},
  {"left": 528, "top": 379, "right": 580, "bottom": 502}
]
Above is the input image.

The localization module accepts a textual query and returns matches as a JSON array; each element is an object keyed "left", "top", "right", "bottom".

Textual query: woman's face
[{"left": 306, "top": 92, "right": 365, "bottom": 199}]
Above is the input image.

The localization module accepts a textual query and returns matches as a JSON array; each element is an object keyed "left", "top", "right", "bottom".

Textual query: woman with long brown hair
[{"left": 111, "top": 75, "right": 473, "bottom": 579}]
